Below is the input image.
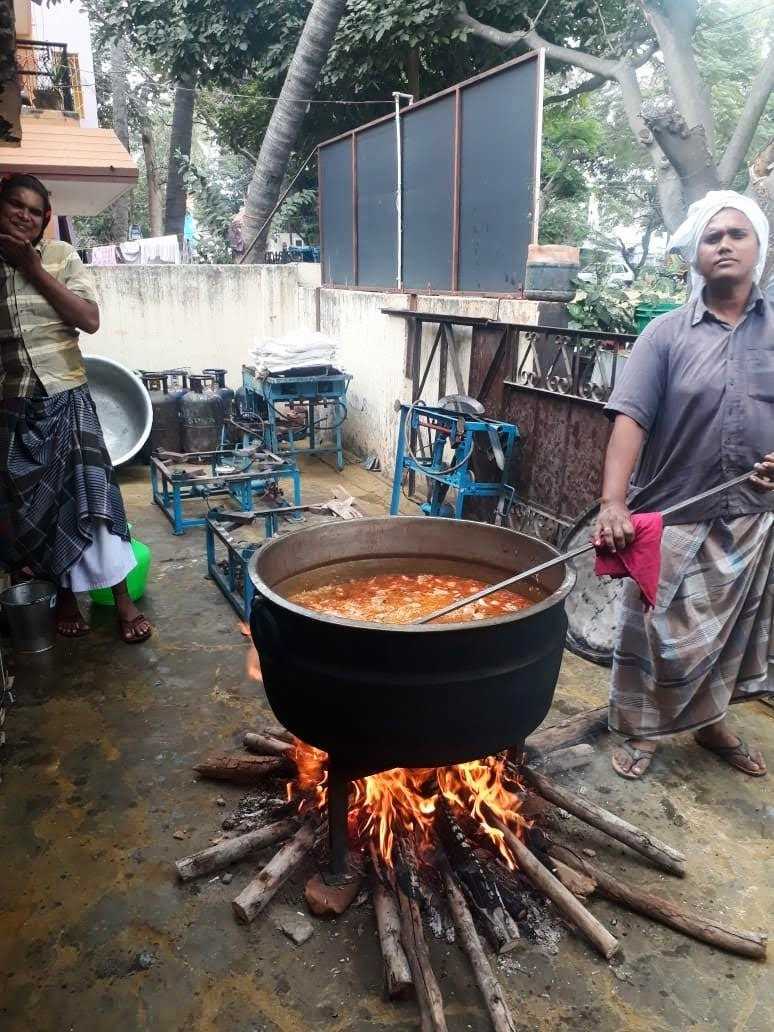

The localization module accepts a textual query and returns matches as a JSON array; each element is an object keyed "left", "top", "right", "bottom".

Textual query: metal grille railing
[{"left": 16, "top": 40, "right": 76, "bottom": 114}]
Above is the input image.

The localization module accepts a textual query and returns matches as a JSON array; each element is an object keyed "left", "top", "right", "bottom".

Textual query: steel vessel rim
[
  {"left": 248, "top": 515, "right": 576, "bottom": 633},
  {"left": 84, "top": 354, "right": 153, "bottom": 466}
]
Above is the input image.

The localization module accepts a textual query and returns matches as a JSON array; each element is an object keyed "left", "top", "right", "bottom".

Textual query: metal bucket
[{"left": 0, "top": 580, "right": 58, "bottom": 653}]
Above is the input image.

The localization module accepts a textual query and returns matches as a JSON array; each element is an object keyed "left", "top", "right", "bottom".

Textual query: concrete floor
[{"left": 1, "top": 455, "right": 772, "bottom": 1032}]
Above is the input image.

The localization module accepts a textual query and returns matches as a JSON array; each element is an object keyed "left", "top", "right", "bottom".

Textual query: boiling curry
[{"left": 288, "top": 572, "right": 531, "bottom": 625}]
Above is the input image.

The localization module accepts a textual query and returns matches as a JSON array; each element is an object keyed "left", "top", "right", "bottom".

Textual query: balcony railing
[
  {"left": 16, "top": 40, "right": 76, "bottom": 114},
  {"left": 505, "top": 323, "right": 637, "bottom": 405}
]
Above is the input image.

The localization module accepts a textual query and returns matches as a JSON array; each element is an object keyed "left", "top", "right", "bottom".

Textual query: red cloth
[{"left": 594, "top": 512, "right": 664, "bottom": 608}]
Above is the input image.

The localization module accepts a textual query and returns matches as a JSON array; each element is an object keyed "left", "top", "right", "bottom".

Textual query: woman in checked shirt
[{"left": 0, "top": 173, "right": 151, "bottom": 643}]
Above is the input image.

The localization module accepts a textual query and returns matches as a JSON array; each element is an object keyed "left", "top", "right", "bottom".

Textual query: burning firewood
[
  {"left": 394, "top": 833, "right": 448, "bottom": 1031},
  {"left": 194, "top": 754, "right": 293, "bottom": 784},
  {"left": 175, "top": 819, "right": 297, "bottom": 881},
  {"left": 442, "top": 867, "right": 518, "bottom": 1032},
  {"left": 232, "top": 822, "right": 316, "bottom": 923},
  {"left": 243, "top": 731, "right": 295, "bottom": 758},
  {"left": 485, "top": 809, "right": 620, "bottom": 961},
  {"left": 369, "top": 843, "right": 414, "bottom": 1000},
  {"left": 521, "top": 766, "right": 686, "bottom": 877},
  {"left": 436, "top": 802, "right": 520, "bottom": 954},
  {"left": 546, "top": 842, "right": 768, "bottom": 961}
]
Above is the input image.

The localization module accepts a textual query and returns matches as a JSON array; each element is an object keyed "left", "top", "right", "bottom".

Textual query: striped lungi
[
  {"left": 0, "top": 384, "right": 129, "bottom": 580},
  {"left": 609, "top": 513, "right": 774, "bottom": 738}
]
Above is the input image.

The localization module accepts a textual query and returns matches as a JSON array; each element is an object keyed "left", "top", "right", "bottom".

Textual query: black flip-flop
[
  {"left": 611, "top": 740, "right": 656, "bottom": 779},
  {"left": 695, "top": 736, "right": 767, "bottom": 777}
]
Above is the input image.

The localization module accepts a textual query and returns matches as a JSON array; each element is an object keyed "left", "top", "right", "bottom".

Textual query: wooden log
[
  {"left": 538, "top": 743, "right": 594, "bottom": 776},
  {"left": 525, "top": 706, "right": 608, "bottom": 757},
  {"left": 486, "top": 811, "right": 619, "bottom": 961},
  {"left": 522, "top": 766, "right": 686, "bottom": 877},
  {"left": 175, "top": 819, "right": 296, "bottom": 881},
  {"left": 436, "top": 803, "right": 520, "bottom": 954},
  {"left": 194, "top": 754, "right": 292, "bottom": 784},
  {"left": 369, "top": 844, "right": 413, "bottom": 1000},
  {"left": 243, "top": 731, "right": 295, "bottom": 758},
  {"left": 258, "top": 724, "right": 295, "bottom": 744},
  {"left": 547, "top": 844, "right": 767, "bottom": 961},
  {"left": 443, "top": 869, "right": 517, "bottom": 1032},
  {"left": 232, "top": 822, "right": 315, "bottom": 923},
  {"left": 395, "top": 836, "right": 448, "bottom": 1032},
  {"left": 550, "top": 857, "right": 597, "bottom": 900}
]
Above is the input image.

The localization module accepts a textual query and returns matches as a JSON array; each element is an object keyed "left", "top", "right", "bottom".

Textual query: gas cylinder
[
  {"left": 202, "top": 367, "right": 235, "bottom": 419},
  {"left": 140, "top": 372, "right": 182, "bottom": 454},
  {"left": 165, "top": 369, "right": 190, "bottom": 400},
  {"left": 180, "top": 374, "right": 225, "bottom": 452}
]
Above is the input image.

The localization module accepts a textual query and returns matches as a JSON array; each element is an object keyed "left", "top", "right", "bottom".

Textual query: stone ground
[{"left": 1, "top": 454, "right": 772, "bottom": 1032}]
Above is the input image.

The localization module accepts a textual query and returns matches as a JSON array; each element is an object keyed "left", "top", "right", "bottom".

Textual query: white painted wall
[
  {"left": 32, "top": 0, "right": 99, "bottom": 127},
  {"left": 85, "top": 262, "right": 541, "bottom": 473},
  {"left": 85, "top": 263, "right": 321, "bottom": 387}
]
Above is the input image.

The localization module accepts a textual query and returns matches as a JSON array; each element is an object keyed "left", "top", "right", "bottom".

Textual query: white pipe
[{"left": 393, "top": 91, "right": 414, "bottom": 291}]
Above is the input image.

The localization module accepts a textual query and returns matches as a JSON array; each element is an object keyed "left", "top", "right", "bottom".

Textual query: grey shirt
[{"left": 605, "top": 287, "right": 774, "bottom": 524}]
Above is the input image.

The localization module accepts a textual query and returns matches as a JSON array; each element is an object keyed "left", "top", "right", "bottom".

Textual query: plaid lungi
[
  {"left": 0, "top": 384, "right": 129, "bottom": 580},
  {"left": 609, "top": 514, "right": 774, "bottom": 738}
]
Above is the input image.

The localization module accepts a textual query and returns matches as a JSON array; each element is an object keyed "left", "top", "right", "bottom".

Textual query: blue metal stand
[
  {"left": 390, "top": 403, "right": 519, "bottom": 520},
  {"left": 205, "top": 500, "right": 361, "bottom": 620},
  {"left": 242, "top": 365, "right": 352, "bottom": 471},
  {"left": 150, "top": 447, "right": 301, "bottom": 535}
]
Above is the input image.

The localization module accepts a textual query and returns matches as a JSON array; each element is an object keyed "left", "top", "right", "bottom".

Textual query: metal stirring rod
[{"left": 415, "top": 469, "right": 757, "bottom": 625}]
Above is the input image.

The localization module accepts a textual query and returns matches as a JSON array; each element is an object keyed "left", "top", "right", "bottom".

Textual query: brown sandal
[
  {"left": 695, "top": 736, "right": 767, "bottom": 777},
  {"left": 119, "top": 614, "right": 152, "bottom": 644}
]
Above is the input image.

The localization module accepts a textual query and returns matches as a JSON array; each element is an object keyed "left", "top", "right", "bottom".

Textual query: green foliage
[
  {"left": 273, "top": 188, "right": 319, "bottom": 243},
  {"left": 568, "top": 268, "right": 686, "bottom": 335},
  {"left": 97, "top": 0, "right": 287, "bottom": 84},
  {"left": 177, "top": 148, "right": 252, "bottom": 263}
]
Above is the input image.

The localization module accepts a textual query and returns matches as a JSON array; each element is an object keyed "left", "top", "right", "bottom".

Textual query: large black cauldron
[{"left": 249, "top": 517, "right": 575, "bottom": 780}]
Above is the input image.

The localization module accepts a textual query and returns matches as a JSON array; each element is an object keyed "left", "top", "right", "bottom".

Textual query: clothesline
[{"left": 88, "top": 235, "right": 182, "bottom": 267}]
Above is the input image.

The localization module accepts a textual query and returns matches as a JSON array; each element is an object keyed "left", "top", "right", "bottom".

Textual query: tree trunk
[
  {"left": 164, "top": 73, "right": 196, "bottom": 243},
  {"left": 109, "top": 40, "right": 131, "bottom": 242},
  {"left": 748, "top": 138, "right": 774, "bottom": 290},
  {"left": 0, "top": 0, "right": 21, "bottom": 146},
  {"left": 140, "top": 113, "right": 164, "bottom": 238},
  {"left": 242, "top": 0, "right": 348, "bottom": 262},
  {"left": 406, "top": 47, "right": 421, "bottom": 100}
]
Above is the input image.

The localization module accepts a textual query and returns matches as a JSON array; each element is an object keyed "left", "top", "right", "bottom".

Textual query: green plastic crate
[{"left": 634, "top": 301, "right": 680, "bottom": 334}]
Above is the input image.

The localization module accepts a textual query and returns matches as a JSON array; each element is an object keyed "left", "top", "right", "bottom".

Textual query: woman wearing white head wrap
[
  {"left": 593, "top": 190, "right": 774, "bottom": 780},
  {"left": 668, "top": 190, "right": 770, "bottom": 299}
]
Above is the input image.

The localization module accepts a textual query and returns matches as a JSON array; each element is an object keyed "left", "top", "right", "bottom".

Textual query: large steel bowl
[
  {"left": 84, "top": 355, "right": 152, "bottom": 467},
  {"left": 248, "top": 517, "right": 576, "bottom": 778}
]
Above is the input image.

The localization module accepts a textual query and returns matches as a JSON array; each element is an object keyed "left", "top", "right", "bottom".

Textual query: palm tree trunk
[
  {"left": 164, "top": 72, "right": 196, "bottom": 243},
  {"left": 141, "top": 115, "right": 164, "bottom": 238},
  {"left": 109, "top": 40, "right": 131, "bottom": 243},
  {"left": 242, "top": 0, "right": 347, "bottom": 262}
]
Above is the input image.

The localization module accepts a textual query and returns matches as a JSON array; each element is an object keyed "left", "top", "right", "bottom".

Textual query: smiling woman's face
[
  {"left": 0, "top": 186, "right": 47, "bottom": 243},
  {"left": 696, "top": 208, "right": 758, "bottom": 287}
]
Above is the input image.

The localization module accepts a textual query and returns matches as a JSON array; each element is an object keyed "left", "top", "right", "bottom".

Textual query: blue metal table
[
  {"left": 205, "top": 496, "right": 362, "bottom": 620},
  {"left": 150, "top": 447, "right": 301, "bottom": 535},
  {"left": 242, "top": 365, "right": 352, "bottom": 471}
]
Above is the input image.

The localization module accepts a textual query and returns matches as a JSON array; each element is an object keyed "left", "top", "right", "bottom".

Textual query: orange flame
[
  {"left": 288, "top": 741, "right": 529, "bottom": 868},
  {"left": 239, "top": 622, "right": 262, "bottom": 682}
]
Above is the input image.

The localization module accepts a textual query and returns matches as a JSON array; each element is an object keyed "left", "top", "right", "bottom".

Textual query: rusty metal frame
[{"left": 318, "top": 51, "right": 544, "bottom": 294}]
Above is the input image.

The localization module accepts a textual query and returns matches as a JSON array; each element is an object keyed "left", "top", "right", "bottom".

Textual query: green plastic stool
[{"left": 89, "top": 528, "right": 152, "bottom": 606}]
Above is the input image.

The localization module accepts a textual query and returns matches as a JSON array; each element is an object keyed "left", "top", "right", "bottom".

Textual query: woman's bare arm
[{"left": 594, "top": 415, "right": 645, "bottom": 551}]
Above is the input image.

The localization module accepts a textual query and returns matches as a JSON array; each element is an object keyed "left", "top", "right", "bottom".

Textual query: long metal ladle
[{"left": 415, "top": 470, "right": 757, "bottom": 625}]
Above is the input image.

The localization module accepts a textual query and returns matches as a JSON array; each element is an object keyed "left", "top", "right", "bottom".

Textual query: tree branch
[
  {"left": 544, "top": 74, "right": 607, "bottom": 107},
  {"left": 718, "top": 50, "right": 774, "bottom": 186},
  {"left": 640, "top": 0, "right": 714, "bottom": 151},
  {"left": 456, "top": 4, "right": 617, "bottom": 80}
]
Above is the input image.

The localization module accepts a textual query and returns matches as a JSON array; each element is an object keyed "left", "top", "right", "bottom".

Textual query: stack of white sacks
[{"left": 248, "top": 330, "right": 340, "bottom": 375}]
